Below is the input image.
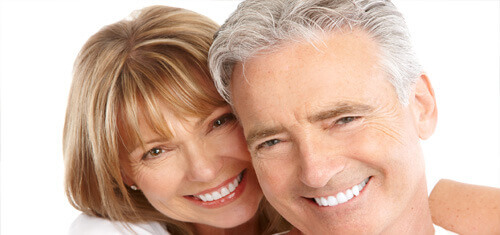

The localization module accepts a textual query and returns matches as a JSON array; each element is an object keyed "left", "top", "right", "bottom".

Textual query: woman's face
[{"left": 121, "top": 103, "right": 263, "bottom": 228}]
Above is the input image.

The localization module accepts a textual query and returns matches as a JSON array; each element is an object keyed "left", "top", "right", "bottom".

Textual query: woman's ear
[
  {"left": 121, "top": 168, "right": 135, "bottom": 187},
  {"left": 412, "top": 74, "right": 438, "bottom": 139}
]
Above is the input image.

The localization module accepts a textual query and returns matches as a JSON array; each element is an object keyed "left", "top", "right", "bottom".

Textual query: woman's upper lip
[{"left": 189, "top": 169, "right": 244, "bottom": 196}]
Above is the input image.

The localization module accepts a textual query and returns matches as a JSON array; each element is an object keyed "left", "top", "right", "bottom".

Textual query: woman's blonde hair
[{"left": 63, "top": 5, "right": 289, "bottom": 234}]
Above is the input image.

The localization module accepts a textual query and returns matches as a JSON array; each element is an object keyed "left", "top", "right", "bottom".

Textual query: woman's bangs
[{"left": 116, "top": 52, "right": 225, "bottom": 153}]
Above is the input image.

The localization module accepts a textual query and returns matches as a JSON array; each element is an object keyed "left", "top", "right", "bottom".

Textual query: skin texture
[
  {"left": 120, "top": 104, "right": 263, "bottom": 234},
  {"left": 231, "top": 29, "right": 437, "bottom": 234},
  {"left": 430, "top": 179, "right": 500, "bottom": 234}
]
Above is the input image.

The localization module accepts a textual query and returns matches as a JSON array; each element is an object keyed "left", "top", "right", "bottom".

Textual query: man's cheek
[{"left": 253, "top": 159, "right": 283, "bottom": 190}]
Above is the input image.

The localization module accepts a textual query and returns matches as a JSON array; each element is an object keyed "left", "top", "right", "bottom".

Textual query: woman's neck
[{"left": 194, "top": 214, "right": 259, "bottom": 235}]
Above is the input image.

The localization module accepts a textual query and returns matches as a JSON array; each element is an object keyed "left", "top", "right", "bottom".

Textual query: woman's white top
[
  {"left": 69, "top": 213, "right": 455, "bottom": 235},
  {"left": 69, "top": 213, "right": 170, "bottom": 235}
]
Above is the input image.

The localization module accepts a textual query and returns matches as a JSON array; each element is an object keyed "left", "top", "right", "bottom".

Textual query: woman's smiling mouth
[{"left": 185, "top": 169, "right": 247, "bottom": 208}]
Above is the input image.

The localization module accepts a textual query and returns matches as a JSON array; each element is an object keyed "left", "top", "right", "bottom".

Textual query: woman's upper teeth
[{"left": 195, "top": 172, "right": 243, "bottom": 202}]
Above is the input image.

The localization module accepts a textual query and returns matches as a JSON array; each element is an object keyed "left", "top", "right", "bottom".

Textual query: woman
[{"left": 63, "top": 5, "right": 289, "bottom": 234}]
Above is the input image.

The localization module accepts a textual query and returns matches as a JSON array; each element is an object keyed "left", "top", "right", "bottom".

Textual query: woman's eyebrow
[{"left": 129, "top": 137, "right": 169, "bottom": 154}]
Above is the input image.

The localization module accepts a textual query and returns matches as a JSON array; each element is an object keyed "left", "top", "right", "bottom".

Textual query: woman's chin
[
  {"left": 193, "top": 172, "right": 263, "bottom": 229},
  {"left": 193, "top": 204, "right": 260, "bottom": 230}
]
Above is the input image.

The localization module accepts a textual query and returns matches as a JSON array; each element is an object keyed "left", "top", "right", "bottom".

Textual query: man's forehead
[
  {"left": 229, "top": 28, "right": 386, "bottom": 126},
  {"left": 231, "top": 30, "right": 379, "bottom": 86}
]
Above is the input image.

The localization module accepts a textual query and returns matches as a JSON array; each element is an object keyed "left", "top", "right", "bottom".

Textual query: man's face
[{"left": 231, "top": 30, "right": 433, "bottom": 234}]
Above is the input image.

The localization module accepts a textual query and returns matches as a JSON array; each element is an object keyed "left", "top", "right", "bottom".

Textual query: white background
[{"left": 0, "top": 0, "right": 498, "bottom": 234}]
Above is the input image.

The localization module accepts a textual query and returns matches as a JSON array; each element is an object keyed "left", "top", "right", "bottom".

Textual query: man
[{"left": 209, "top": 0, "right": 438, "bottom": 234}]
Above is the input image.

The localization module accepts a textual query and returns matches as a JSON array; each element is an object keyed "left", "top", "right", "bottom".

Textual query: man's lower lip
[{"left": 185, "top": 170, "right": 248, "bottom": 208}]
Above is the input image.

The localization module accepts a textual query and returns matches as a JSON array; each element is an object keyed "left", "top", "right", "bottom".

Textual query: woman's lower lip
[{"left": 185, "top": 170, "right": 248, "bottom": 209}]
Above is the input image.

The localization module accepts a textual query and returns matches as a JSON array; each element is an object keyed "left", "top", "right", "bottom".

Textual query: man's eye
[
  {"left": 213, "top": 113, "right": 236, "bottom": 128},
  {"left": 257, "top": 139, "right": 281, "bottom": 149},
  {"left": 336, "top": 116, "right": 358, "bottom": 125},
  {"left": 143, "top": 147, "right": 165, "bottom": 159}
]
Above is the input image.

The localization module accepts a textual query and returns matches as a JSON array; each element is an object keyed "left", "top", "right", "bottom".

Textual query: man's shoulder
[{"left": 69, "top": 213, "right": 170, "bottom": 235}]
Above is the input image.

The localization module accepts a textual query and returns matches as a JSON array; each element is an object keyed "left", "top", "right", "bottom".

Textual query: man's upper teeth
[
  {"left": 194, "top": 172, "right": 243, "bottom": 202},
  {"left": 314, "top": 177, "right": 369, "bottom": 207}
]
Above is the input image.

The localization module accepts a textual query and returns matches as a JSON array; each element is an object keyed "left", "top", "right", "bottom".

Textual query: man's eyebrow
[
  {"left": 244, "top": 103, "right": 372, "bottom": 147},
  {"left": 307, "top": 103, "right": 373, "bottom": 123},
  {"left": 245, "top": 125, "right": 285, "bottom": 148}
]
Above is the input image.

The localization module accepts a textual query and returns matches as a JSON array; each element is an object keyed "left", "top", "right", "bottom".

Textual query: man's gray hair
[{"left": 209, "top": 0, "right": 422, "bottom": 105}]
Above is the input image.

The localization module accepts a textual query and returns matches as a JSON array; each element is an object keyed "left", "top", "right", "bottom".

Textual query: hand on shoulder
[{"left": 430, "top": 179, "right": 500, "bottom": 234}]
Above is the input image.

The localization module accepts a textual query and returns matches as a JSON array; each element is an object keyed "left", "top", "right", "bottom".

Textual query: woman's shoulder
[{"left": 69, "top": 213, "right": 170, "bottom": 235}]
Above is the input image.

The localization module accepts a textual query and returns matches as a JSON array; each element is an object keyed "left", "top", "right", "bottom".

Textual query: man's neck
[{"left": 381, "top": 178, "right": 435, "bottom": 234}]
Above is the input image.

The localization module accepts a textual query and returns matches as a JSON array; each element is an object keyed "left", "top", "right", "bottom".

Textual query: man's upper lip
[
  {"left": 189, "top": 170, "right": 244, "bottom": 196},
  {"left": 302, "top": 177, "right": 370, "bottom": 198}
]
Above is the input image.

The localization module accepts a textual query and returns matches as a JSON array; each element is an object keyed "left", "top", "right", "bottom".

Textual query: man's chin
[
  {"left": 293, "top": 216, "right": 376, "bottom": 235},
  {"left": 285, "top": 180, "right": 378, "bottom": 232},
  {"left": 278, "top": 197, "right": 388, "bottom": 233}
]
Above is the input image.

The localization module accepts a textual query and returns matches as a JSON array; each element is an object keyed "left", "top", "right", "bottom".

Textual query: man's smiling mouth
[
  {"left": 191, "top": 170, "right": 245, "bottom": 202},
  {"left": 311, "top": 176, "right": 371, "bottom": 207}
]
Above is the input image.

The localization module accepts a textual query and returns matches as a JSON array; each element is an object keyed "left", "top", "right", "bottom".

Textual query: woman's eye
[
  {"left": 212, "top": 113, "right": 236, "bottom": 128},
  {"left": 257, "top": 139, "right": 281, "bottom": 149},
  {"left": 336, "top": 116, "right": 358, "bottom": 125},
  {"left": 143, "top": 147, "right": 165, "bottom": 159}
]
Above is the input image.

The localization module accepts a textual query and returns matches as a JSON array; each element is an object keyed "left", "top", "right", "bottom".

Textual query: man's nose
[
  {"left": 185, "top": 141, "right": 223, "bottom": 182},
  {"left": 297, "top": 135, "right": 345, "bottom": 188}
]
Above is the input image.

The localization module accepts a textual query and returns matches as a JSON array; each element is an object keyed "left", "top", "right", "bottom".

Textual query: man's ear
[{"left": 412, "top": 74, "right": 438, "bottom": 139}]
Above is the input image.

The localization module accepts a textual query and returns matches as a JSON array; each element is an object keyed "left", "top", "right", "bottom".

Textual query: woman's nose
[{"left": 185, "top": 141, "right": 223, "bottom": 182}]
